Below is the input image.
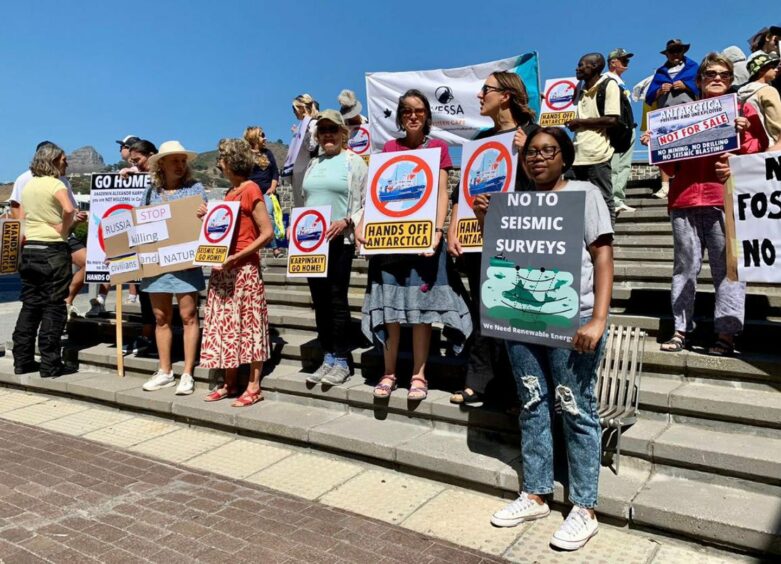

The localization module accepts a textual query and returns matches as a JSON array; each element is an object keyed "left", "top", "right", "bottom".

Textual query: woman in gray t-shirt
[{"left": 474, "top": 127, "right": 613, "bottom": 552}]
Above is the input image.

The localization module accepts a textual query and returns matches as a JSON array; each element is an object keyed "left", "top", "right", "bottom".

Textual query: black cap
[{"left": 116, "top": 135, "right": 141, "bottom": 147}]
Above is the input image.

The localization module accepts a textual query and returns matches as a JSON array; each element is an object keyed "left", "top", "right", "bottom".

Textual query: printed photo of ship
[
  {"left": 296, "top": 216, "right": 323, "bottom": 242},
  {"left": 378, "top": 163, "right": 426, "bottom": 204},
  {"left": 349, "top": 130, "right": 369, "bottom": 151},
  {"left": 468, "top": 150, "right": 507, "bottom": 196}
]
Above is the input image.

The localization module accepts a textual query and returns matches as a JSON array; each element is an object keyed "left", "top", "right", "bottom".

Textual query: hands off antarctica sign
[
  {"left": 0, "top": 219, "right": 22, "bottom": 275},
  {"left": 287, "top": 206, "right": 331, "bottom": 277},
  {"left": 193, "top": 201, "right": 240, "bottom": 266},
  {"left": 539, "top": 77, "right": 577, "bottom": 127},
  {"left": 361, "top": 148, "right": 439, "bottom": 254},
  {"left": 455, "top": 131, "right": 518, "bottom": 251},
  {"left": 647, "top": 93, "right": 738, "bottom": 164},
  {"left": 480, "top": 191, "right": 585, "bottom": 348},
  {"left": 85, "top": 173, "right": 148, "bottom": 283},
  {"left": 726, "top": 151, "right": 781, "bottom": 283}
]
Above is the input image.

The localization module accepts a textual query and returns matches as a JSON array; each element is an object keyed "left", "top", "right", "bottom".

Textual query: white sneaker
[
  {"left": 550, "top": 506, "right": 599, "bottom": 551},
  {"left": 126, "top": 294, "right": 139, "bottom": 304},
  {"left": 652, "top": 186, "right": 668, "bottom": 199},
  {"left": 67, "top": 304, "right": 83, "bottom": 320},
  {"left": 615, "top": 203, "right": 636, "bottom": 213},
  {"left": 175, "top": 373, "right": 195, "bottom": 395},
  {"left": 490, "top": 492, "right": 550, "bottom": 527},
  {"left": 142, "top": 369, "right": 175, "bottom": 391}
]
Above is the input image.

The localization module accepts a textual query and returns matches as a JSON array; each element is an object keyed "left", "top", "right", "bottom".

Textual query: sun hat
[
  {"left": 608, "top": 48, "right": 634, "bottom": 61},
  {"left": 747, "top": 51, "right": 780, "bottom": 80},
  {"left": 338, "top": 90, "right": 363, "bottom": 120},
  {"left": 661, "top": 39, "right": 690, "bottom": 55},
  {"left": 146, "top": 140, "right": 197, "bottom": 170},
  {"left": 316, "top": 109, "right": 346, "bottom": 127},
  {"left": 116, "top": 135, "right": 141, "bottom": 147}
]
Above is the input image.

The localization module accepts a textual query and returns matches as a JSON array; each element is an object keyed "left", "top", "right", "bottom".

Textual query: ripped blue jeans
[{"left": 505, "top": 317, "right": 606, "bottom": 508}]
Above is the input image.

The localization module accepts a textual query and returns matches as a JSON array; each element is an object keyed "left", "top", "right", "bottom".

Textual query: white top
[
  {"left": 10, "top": 169, "right": 77, "bottom": 208},
  {"left": 603, "top": 71, "right": 625, "bottom": 86}
]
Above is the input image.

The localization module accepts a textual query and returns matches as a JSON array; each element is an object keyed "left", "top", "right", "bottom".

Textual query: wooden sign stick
[{"left": 115, "top": 284, "right": 124, "bottom": 377}]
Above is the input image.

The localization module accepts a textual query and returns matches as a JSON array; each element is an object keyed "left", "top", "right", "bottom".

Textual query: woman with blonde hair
[
  {"left": 244, "top": 126, "right": 282, "bottom": 257},
  {"left": 287, "top": 93, "right": 320, "bottom": 207},
  {"left": 12, "top": 142, "right": 76, "bottom": 377},
  {"left": 140, "top": 141, "right": 207, "bottom": 395},
  {"left": 201, "top": 139, "right": 274, "bottom": 406}
]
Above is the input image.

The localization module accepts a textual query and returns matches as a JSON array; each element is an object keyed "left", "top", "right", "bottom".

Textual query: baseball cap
[
  {"left": 608, "top": 48, "right": 634, "bottom": 61},
  {"left": 116, "top": 135, "right": 141, "bottom": 147},
  {"left": 316, "top": 109, "right": 346, "bottom": 126}
]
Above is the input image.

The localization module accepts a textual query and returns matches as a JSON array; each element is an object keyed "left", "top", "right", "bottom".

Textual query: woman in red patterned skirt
[{"left": 199, "top": 138, "right": 274, "bottom": 407}]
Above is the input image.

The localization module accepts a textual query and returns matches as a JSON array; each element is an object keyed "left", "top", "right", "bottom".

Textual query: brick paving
[{"left": 0, "top": 419, "right": 503, "bottom": 564}]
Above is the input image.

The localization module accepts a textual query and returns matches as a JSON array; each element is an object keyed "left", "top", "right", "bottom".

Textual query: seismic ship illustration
[
  {"left": 207, "top": 216, "right": 230, "bottom": 234},
  {"left": 378, "top": 167, "right": 426, "bottom": 202},
  {"left": 469, "top": 153, "right": 506, "bottom": 195},
  {"left": 297, "top": 224, "right": 323, "bottom": 241}
]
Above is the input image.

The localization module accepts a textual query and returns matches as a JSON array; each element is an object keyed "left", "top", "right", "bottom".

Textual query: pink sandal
[
  {"left": 232, "top": 389, "right": 263, "bottom": 407},
  {"left": 373, "top": 375, "right": 397, "bottom": 398},
  {"left": 408, "top": 377, "right": 428, "bottom": 401}
]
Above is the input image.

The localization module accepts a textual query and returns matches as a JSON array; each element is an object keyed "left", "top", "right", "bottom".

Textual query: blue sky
[{"left": 0, "top": 0, "right": 776, "bottom": 181}]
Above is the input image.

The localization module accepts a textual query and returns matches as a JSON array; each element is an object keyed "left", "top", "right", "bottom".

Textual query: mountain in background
[
  {"left": 67, "top": 146, "right": 106, "bottom": 174},
  {"left": 191, "top": 141, "right": 289, "bottom": 190}
]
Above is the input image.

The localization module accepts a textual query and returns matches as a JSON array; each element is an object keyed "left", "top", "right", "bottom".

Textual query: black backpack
[{"left": 596, "top": 77, "right": 636, "bottom": 154}]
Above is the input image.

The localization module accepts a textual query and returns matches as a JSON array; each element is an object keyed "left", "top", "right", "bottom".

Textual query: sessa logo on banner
[{"left": 431, "top": 86, "right": 464, "bottom": 116}]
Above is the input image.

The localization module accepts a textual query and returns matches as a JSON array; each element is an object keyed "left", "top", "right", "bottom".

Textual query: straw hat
[{"left": 147, "top": 140, "right": 197, "bottom": 170}]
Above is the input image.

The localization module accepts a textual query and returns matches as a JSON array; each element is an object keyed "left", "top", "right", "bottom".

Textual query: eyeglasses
[
  {"left": 260, "top": 132, "right": 266, "bottom": 139},
  {"left": 524, "top": 146, "right": 561, "bottom": 161},
  {"left": 702, "top": 70, "right": 733, "bottom": 81},
  {"left": 480, "top": 85, "right": 505, "bottom": 96},
  {"left": 401, "top": 108, "right": 427, "bottom": 119},
  {"left": 318, "top": 124, "right": 340, "bottom": 134}
]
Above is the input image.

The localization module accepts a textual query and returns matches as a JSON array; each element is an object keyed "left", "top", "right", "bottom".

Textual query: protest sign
[
  {"left": 647, "top": 93, "right": 738, "bottom": 164},
  {"left": 287, "top": 206, "right": 331, "bottom": 278},
  {"left": 85, "top": 173, "right": 148, "bottom": 283},
  {"left": 282, "top": 116, "right": 312, "bottom": 177},
  {"left": 454, "top": 131, "right": 518, "bottom": 252},
  {"left": 102, "top": 195, "right": 203, "bottom": 284},
  {"left": 539, "top": 77, "right": 578, "bottom": 127},
  {"left": 366, "top": 52, "right": 540, "bottom": 150},
  {"left": 348, "top": 124, "right": 371, "bottom": 163},
  {"left": 360, "top": 148, "right": 439, "bottom": 255},
  {"left": 193, "top": 201, "right": 240, "bottom": 266},
  {"left": 480, "top": 190, "right": 585, "bottom": 348},
  {"left": 0, "top": 219, "right": 22, "bottom": 275},
  {"left": 725, "top": 151, "right": 781, "bottom": 283}
]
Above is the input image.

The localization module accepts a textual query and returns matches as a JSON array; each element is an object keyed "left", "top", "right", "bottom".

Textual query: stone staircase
[{"left": 3, "top": 177, "right": 780, "bottom": 557}]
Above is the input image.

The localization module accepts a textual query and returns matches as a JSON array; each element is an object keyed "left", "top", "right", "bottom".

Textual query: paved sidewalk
[{"left": 0, "top": 388, "right": 754, "bottom": 563}]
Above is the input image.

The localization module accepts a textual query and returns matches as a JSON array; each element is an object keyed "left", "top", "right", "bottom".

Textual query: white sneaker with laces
[
  {"left": 653, "top": 185, "right": 669, "bottom": 199},
  {"left": 490, "top": 492, "right": 550, "bottom": 527},
  {"left": 615, "top": 203, "right": 636, "bottom": 213},
  {"left": 175, "top": 373, "right": 195, "bottom": 395},
  {"left": 142, "top": 370, "right": 175, "bottom": 391},
  {"left": 550, "top": 506, "right": 599, "bottom": 551}
]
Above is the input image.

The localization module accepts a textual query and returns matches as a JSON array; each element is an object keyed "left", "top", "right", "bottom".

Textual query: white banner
[{"left": 365, "top": 52, "right": 540, "bottom": 152}]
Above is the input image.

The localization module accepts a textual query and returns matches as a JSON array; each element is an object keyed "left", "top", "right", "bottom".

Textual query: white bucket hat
[{"left": 147, "top": 140, "right": 197, "bottom": 170}]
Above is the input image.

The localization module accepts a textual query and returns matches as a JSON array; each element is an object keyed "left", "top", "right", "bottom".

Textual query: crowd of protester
[{"left": 8, "top": 26, "right": 781, "bottom": 551}]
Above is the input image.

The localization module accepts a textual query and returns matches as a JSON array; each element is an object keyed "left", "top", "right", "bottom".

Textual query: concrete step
[
  {"left": 622, "top": 418, "right": 781, "bottom": 485},
  {"left": 4, "top": 359, "right": 779, "bottom": 554},
  {"left": 615, "top": 207, "right": 670, "bottom": 222},
  {"left": 631, "top": 469, "right": 781, "bottom": 553}
]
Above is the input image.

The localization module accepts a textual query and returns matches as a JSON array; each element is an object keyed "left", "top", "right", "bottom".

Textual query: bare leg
[
  {"left": 411, "top": 323, "right": 431, "bottom": 381},
  {"left": 224, "top": 367, "right": 238, "bottom": 391},
  {"left": 66, "top": 248, "right": 86, "bottom": 306},
  {"left": 246, "top": 361, "right": 263, "bottom": 394},
  {"left": 382, "top": 322, "right": 401, "bottom": 378},
  {"left": 150, "top": 293, "right": 174, "bottom": 372},
  {"left": 176, "top": 292, "right": 200, "bottom": 375}
]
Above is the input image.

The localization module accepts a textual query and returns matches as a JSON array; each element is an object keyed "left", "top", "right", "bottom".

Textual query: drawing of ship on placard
[
  {"left": 378, "top": 166, "right": 426, "bottom": 202},
  {"left": 549, "top": 92, "right": 574, "bottom": 104},
  {"left": 207, "top": 215, "right": 230, "bottom": 234},
  {"left": 469, "top": 152, "right": 506, "bottom": 195},
  {"left": 297, "top": 224, "right": 322, "bottom": 241},
  {"left": 349, "top": 131, "right": 369, "bottom": 150}
]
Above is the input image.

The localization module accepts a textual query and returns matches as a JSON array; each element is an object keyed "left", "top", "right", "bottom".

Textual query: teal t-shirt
[{"left": 302, "top": 152, "right": 349, "bottom": 219}]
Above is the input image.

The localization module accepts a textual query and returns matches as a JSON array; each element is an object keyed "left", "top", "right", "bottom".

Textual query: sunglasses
[
  {"left": 480, "top": 85, "right": 505, "bottom": 96},
  {"left": 702, "top": 70, "right": 733, "bottom": 81},
  {"left": 318, "top": 124, "right": 340, "bottom": 134},
  {"left": 401, "top": 108, "right": 427, "bottom": 119}
]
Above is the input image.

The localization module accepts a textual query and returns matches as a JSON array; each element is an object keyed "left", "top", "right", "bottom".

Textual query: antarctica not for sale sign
[{"left": 360, "top": 147, "right": 440, "bottom": 254}]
